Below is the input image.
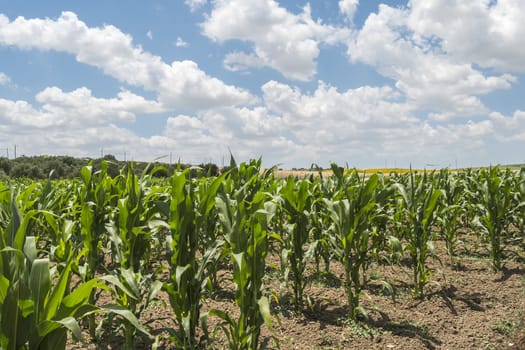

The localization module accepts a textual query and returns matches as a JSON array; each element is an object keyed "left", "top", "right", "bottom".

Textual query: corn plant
[
  {"left": 213, "top": 160, "right": 274, "bottom": 350},
  {"left": 102, "top": 164, "right": 166, "bottom": 348},
  {"left": 0, "top": 189, "right": 101, "bottom": 350},
  {"left": 194, "top": 170, "right": 229, "bottom": 291},
  {"left": 312, "top": 173, "right": 342, "bottom": 274},
  {"left": 513, "top": 168, "right": 525, "bottom": 239},
  {"left": 162, "top": 169, "right": 226, "bottom": 349},
  {"left": 323, "top": 165, "right": 381, "bottom": 320},
  {"left": 101, "top": 268, "right": 161, "bottom": 349},
  {"left": 78, "top": 161, "right": 115, "bottom": 337},
  {"left": 473, "top": 167, "right": 521, "bottom": 271},
  {"left": 79, "top": 161, "right": 118, "bottom": 279},
  {"left": 394, "top": 170, "right": 443, "bottom": 299},
  {"left": 109, "top": 163, "right": 150, "bottom": 271},
  {"left": 436, "top": 169, "right": 465, "bottom": 265},
  {"left": 274, "top": 177, "right": 315, "bottom": 310}
]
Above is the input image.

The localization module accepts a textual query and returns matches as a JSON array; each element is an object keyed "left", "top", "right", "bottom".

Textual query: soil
[{"left": 66, "top": 237, "right": 525, "bottom": 350}]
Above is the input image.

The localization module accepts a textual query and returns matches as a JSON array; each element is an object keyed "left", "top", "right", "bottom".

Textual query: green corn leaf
[
  {"left": 38, "top": 317, "right": 83, "bottom": 342},
  {"left": 423, "top": 189, "right": 443, "bottom": 228},
  {"left": 101, "top": 304, "right": 150, "bottom": 337},
  {"left": 23, "top": 236, "right": 38, "bottom": 265},
  {"left": 44, "top": 260, "right": 72, "bottom": 321},
  {"left": 8, "top": 193, "right": 22, "bottom": 250},
  {"left": 0, "top": 274, "right": 9, "bottom": 304},
  {"left": 232, "top": 252, "right": 244, "bottom": 272},
  {"left": 29, "top": 258, "right": 51, "bottom": 324},
  {"left": 147, "top": 280, "right": 163, "bottom": 306},
  {"left": 80, "top": 165, "right": 92, "bottom": 186},
  {"left": 38, "top": 328, "right": 67, "bottom": 350},
  {"left": 121, "top": 268, "right": 141, "bottom": 299},
  {"left": 2, "top": 282, "right": 25, "bottom": 350},
  {"left": 101, "top": 274, "right": 139, "bottom": 301},
  {"left": 175, "top": 265, "right": 190, "bottom": 290},
  {"left": 58, "top": 279, "right": 103, "bottom": 319},
  {"left": 258, "top": 296, "right": 272, "bottom": 331}
]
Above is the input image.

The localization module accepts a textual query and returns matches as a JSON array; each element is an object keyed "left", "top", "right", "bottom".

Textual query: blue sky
[{"left": 1, "top": 0, "right": 524, "bottom": 168}]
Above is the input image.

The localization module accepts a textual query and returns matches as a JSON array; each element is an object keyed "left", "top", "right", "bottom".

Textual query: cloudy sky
[{"left": 1, "top": 0, "right": 524, "bottom": 168}]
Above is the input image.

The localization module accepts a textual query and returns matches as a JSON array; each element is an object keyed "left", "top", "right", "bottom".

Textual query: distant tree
[
  {"left": 199, "top": 163, "right": 219, "bottom": 177},
  {"left": 0, "top": 157, "right": 10, "bottom": 175}
]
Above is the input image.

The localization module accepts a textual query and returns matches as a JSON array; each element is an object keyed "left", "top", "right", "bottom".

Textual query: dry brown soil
[{"left": 67, "top": 238, "right": 525, "bottom": 350}]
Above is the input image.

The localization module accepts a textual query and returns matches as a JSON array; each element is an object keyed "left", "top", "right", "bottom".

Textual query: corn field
[{"left": 1, "top": 158, "right": 525, "bottom": 349}]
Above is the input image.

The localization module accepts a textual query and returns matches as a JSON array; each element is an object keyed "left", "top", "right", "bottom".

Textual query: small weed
[
  {"left": 318, "top": 330, "right": 334, "bottom": 346},
  {"left": 481, "top": 341, "right": 497, "bottom": 350},
  {"left": 492, "top": 310, "right": 524, "bottom": 336},
  {"left": 337, "top": 318, "right": 379, "bottom": 339}
]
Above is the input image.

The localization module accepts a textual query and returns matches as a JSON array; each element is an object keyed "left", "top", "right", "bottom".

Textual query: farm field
[{"left": 1, "top": 159, "right": 525, "bottom": 349}]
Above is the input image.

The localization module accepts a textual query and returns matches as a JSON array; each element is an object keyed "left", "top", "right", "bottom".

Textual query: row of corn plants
[{"left": 1, "top": 161, "right": 525, "bottom": 349}]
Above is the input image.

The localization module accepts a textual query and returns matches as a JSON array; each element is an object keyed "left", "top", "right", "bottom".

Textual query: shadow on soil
[
  {"left": 495, "top": 266, "right": 525, "bottom": 282},
  {"left": 298, "top": 295, "right": 442, "bottom": 350},
  {"left": 433, "top": 285, "right": 485, "bottom": 314}
]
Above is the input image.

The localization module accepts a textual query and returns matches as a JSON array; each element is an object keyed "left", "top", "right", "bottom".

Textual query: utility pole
[
  {"left": 170, "top": 152, "right": 172, "bottom": 165},
  {"left": 101, "top": 148, "right": 103, "bottom": 158},
  {"left": 14, "top": 144, "right": 16, "bottom": 159},
  {"left": 124, "top": 151, "right": 126, "bottom": 162}
]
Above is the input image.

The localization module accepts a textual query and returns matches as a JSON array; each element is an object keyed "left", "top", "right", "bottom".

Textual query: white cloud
[
  {"left": 0, "top": 12, "right": 255, "bottom": 110},
  {"left": 258, "top": 79, "right": 504, "bottom": 166},
  {"left": 0, "top": 72, "right": 10, "bottom": 85},
  {"left": 408, "top": 0, "right": 525, "bottom": 72},
  {"left": 0, "top": 87, "right": 163, "bottom": 128},
  {"left": 0, "top": 78, "right": 512, "bottom": 168},
  {"left": 201, "top": 0, "right": 351, "bottom": 81},
  {"left": 0, "top": 89, "right": 162, "bottom": 160},
  {"left": 488, "top": 110, "right": 525, "bottom": 141},
  {"left": 1, "top": 7, "right": 524, "bottom": 168},
  {"left": 145, "top": 107, "right": 287, "bottom": 164},
  {"left": 347, "top": 4, "right": 516, "bottom": 119},
  {"left": 175, "top": 37, "right": 188, "bottom": 47},
  {"left": 339, "top": 0, "right": 359, "bottom": 22},
  {"left": 146, "top": 30, "right": 153, "bottom": 40},
  {"left": 185, "top": 0, "right": 207, "bottom": 12},
  {"left": 490, "top": 110, "right": 525, "bottom": 130},
  {"left": 262, "top": 80, "right": 416, "bottom": 150}
]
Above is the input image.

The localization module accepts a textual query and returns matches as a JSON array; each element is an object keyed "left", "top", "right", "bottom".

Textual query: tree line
[{"left": 0, "top": 154, "right": 220, "bottom": 180}]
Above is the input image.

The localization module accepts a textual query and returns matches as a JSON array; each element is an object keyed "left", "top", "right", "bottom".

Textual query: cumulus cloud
[
  {"left": 260, "top": 79, "right": 503, "bottom": 166},
  {"left": 490, "top": 110, "right": 525, "bottom": 130},
  {"left": 262, "top": 80, "right": 416, "bottom": 154},
  {"left": 408, "top": 0, "right": 525, "bottom": 72},
  {"left": 488, "top": 110, "right": 525, "bottom": 141},
  {"left": 0, "top": 12, "right": 255, "bottom": 110},
  {"left": 201, "top": 0, "right": 351, "bottom": 81},
  {"left": 347, "top": 4, "right": 516, "bottom": 119},
  {"left": 0, "top": 88, "right": 162, "bottom": 160},
  {"left": 1, "top": 6, "right": 523, "bottom": 168},
  {"left": 0, "top": 87, "right": 163, "bottom": 128},
  {"left": 144, "top": 106, "right": 287, "bottom": 164}
]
